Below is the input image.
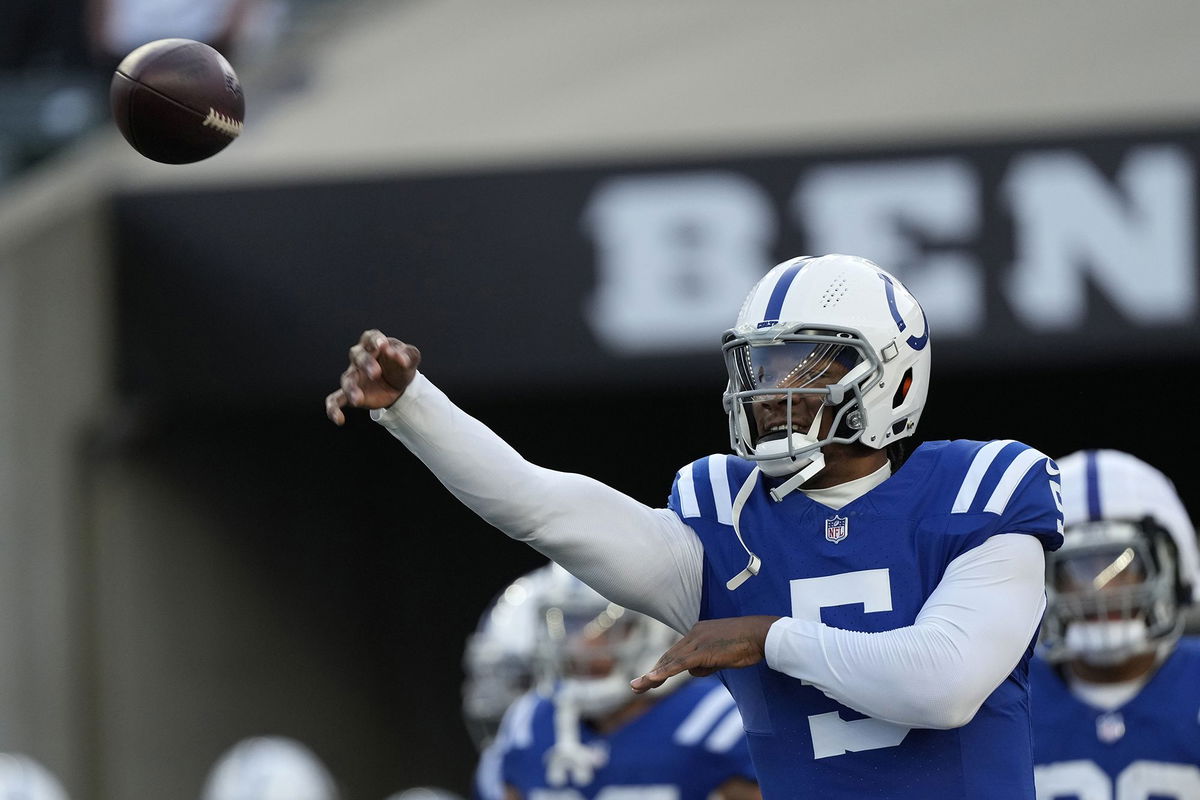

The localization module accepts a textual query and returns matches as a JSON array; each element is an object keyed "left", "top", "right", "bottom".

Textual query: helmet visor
[
  {"left": 1052, "top": 545, "right": 1149, "bottom": 593},
  {"left": 732, "top": 339, "right": 862, "bottom": 393},
  {"left": 1048, "top": 532, "right": 1158, "bottom": 624}
]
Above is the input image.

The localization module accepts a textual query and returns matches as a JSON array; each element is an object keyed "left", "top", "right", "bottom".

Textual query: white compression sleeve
[
  {"left": 371, "top": 371, "right": 705, "bottom": 632},
  {"left": 763, "top": 533, "right": 1047, "bottom": 729}
]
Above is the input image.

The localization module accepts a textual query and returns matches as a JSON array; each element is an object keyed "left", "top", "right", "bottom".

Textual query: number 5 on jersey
[{"left": 789, "top": 569, "right": 912, "bottom": 759}]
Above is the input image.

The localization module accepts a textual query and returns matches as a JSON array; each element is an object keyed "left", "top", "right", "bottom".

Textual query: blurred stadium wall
[{"left": 3, "top": 1, "right": 1200, "bottom": 799}]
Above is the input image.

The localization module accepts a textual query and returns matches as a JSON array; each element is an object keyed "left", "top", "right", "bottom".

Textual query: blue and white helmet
[
  {"left": 0, "top": 754, "right": 69, "bottom": 800},
  {"left": 200, "top": 736, "right": 339, "bottom": 800},
  {"left": 1041, "top": 449, "right": 1200, "bottom": 665},
  {"left": 384, "top": 788, "right": 466, "bottom": 800},
  {"left": 534, "top": 563, "right": 682, "bottom": 719},
  {"left": 723, "top": 254, "right": 930, "bottom": 482}
]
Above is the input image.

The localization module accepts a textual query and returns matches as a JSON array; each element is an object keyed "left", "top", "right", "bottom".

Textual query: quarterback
[{"left": 326, "top": 254, "right": 1064, "bottom": 798}]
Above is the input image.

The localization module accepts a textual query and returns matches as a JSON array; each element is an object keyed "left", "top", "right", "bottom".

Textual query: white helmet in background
[
  {"left": 723, "top": 254, "right": 930, "bottom": 488},
  {"left": 1041, "top": 449, "right": 1200, "bottom": 666},
  {"left": 462, "top": 563, "right": 559, "bottom": 750},
  {"left": 200, "top": 736, "right": 338, "bottom": 800},
  {"left": 384, "top": 787, "right": 466, "bottom": 800},
  {"left": 534, "top": 563, "right": 682, "bottom": 719},
  {"left": 0, "top": 753, "right": 69, "bottom": 800}
]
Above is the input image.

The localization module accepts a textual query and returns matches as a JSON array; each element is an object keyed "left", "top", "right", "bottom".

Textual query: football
[{"left": 110, "top": 38, "right": 245, "bottom": 164}]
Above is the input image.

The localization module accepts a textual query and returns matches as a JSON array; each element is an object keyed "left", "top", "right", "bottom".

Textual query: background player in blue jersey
[
  {"left": 1030, "top": 449, "right": 1200, "bottom": 800},
  {"left": 326, "top": 253, "right": 1064, "bottom": 799},
  {"left": 495, "top": 563, "right": 759, "bottom": 800}
]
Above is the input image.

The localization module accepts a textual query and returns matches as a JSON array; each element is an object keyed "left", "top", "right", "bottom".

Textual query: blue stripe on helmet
[
  {"left": 879, "top": 273, "right": 929, "bottom": 351},
  {"left": 762, "top": 260, "right": 808, "bottom": 324},
  {"left": 1085, "top": 449, "right": 1102, "bottom": 521},
  {"left": 880, "top": 274, "right": 908, "bottom": 333}
]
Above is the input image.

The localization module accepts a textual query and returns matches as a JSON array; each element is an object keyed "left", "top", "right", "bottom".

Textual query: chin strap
[
  {"left": 769, "top": 452, "right": 826, "bottom": 502},
  {"left": 725, "top": 450, "right": 828, "bottom": 591},
  {"left": 726, "top": 468, "right": 763, "bottom": 590}
]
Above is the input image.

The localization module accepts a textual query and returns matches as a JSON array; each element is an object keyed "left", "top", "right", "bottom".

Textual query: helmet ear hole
[{"left": 892, "top": 368, "right": 914, "bottom": 409}]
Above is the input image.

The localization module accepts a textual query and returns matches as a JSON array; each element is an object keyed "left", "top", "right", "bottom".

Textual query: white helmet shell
[
  {"left": 724, "top": 254, "right": 930, "bottom": 476},
  {"left": 200, "top": 736, "right": 338, "bottom": 800},
  {"left": 0, "top": 754, "right": 69, "bottom": 800},
  {"left": 385, "top": 788, "right": 466, "bottom": 800}
]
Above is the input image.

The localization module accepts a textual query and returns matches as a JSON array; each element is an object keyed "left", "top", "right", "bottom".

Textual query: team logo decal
[
  {"left": 1095, "top": 712, "right": 1125, "bottom": 743},
  {"left": 825, "top": 515, "right": 849, "bottom": 544}
]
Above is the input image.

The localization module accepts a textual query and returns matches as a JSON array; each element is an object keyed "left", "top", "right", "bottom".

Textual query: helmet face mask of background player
[
  {"left": 1042, "top": 517, "right": 1185, "bottom": 667},
  {"left": 534, "top": 566, "right": 681, "bottom": 719},
  {"left": 722, "top": 254, "right": 930, "bottom": 481}
]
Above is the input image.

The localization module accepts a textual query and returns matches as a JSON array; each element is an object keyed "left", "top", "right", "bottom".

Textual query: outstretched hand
[
  {"left": 325, "top": 329, "right": 421, "bottom": 425},
  {"left": 630, "top": 615, "right": 780, "bottom": 693}
]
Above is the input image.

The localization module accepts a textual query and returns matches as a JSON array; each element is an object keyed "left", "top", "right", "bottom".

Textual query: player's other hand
[
  {"left": 325, "top": 329, "right": 421, "bottom": 425},
  {"left": 630, "top": 615, "right": 780, "bottom": 693}
]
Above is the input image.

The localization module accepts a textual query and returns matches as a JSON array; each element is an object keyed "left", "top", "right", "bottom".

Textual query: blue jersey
[
  {"left": 669, "top": 439, "right": 1063, "bottom": 800},
  {"left": 501, "top": 677, "right": 755, "bottom": 800},
  {"left": 1030, "top": 637, "right": 1200, "bottom": 800},
  {"left": 472, "top": 736, "right": 507, "bottom": 800},
  {"left": 474, "top": 691, "right": 543, "bottom": 800}
]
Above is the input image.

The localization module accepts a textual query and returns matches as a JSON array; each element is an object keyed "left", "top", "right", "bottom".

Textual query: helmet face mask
[
  {"left": 534, "top": 567, "right": 682, "bottom": 719},
  {"left": 723, "top": 255, "right": 930, "bottom": 478},
  {"left": 543, "top": 603, "right": 644, "bottom": 717},
  {"left": 723, "top": 326, "right": 880, "bottom": 476},
  {"left": 1041, "top": 518, "right": 1184, "bottom": 666}
]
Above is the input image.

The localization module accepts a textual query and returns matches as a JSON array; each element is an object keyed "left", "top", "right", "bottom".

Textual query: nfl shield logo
[
  {"left": 1096, "top": 712, "right": 1125, "bottom": 743},
  {"left": 825, "top": 515, "right": 849, "bottom": 544}
]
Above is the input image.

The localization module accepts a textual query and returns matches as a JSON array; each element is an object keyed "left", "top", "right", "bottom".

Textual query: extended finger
[
  {"left": 325, "top": 389, "right": 347, "bottom": 425},
  {"left": 630, "top": 651, "right": 691, "bottom": 693}
]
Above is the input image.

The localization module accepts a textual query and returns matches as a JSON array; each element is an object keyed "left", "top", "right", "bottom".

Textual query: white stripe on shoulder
[
  {"left": 709, "top": 454, "right": 733, "bottom": 526},
  {"left": 673, "top": 685, "right": 737, "bottom": 745},
  {"left": 677, "top": 462, "right": 700, "bottom": 518},
  {"left": 705, "top": 707, "right": 747, "bottom": 753},
  {"left": 504, "top": 691, "right": 539, "bottom": 748},
  {"left": 984, "top": 447, "right": 1047, "bottom": 515},
  {"left": 951, "top": 439, "right": 1015, "bottom": 514}
]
